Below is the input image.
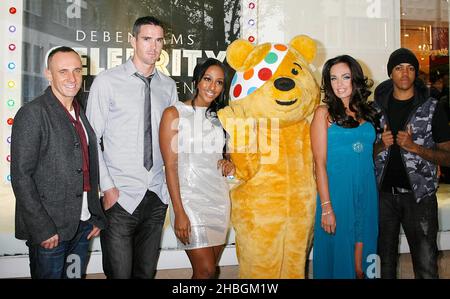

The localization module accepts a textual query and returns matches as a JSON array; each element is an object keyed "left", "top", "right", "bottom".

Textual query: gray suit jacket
[{"left": 11, "top": 87, "right": 107, "bottom": 245}]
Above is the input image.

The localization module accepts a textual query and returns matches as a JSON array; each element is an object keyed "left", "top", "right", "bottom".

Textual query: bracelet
[
  {"left": 321, "top": 201, "right": 331, "bottom": 206},
  {"left": 321, "top": 211, "right": 332, "bottom": 216}
]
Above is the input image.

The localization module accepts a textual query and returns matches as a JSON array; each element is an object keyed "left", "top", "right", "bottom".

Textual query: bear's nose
[{"left": 274, "top": 77, "right": 295, "bottom": 91}]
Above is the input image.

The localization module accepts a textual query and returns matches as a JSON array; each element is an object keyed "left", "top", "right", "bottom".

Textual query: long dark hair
[
  {"left": 321, "top": 55, "right": 379, "bottom": 129},
  {"left": 191, "top": 58, "right": 229, "bottom": 119}
]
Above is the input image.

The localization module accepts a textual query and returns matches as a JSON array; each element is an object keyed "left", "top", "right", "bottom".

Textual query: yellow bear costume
[{"left": 218, "top": 35, "right": 320, "bottom": 278}]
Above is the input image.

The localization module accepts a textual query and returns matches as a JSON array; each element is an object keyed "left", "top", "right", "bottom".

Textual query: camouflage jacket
[{"left": 373, "top": 79, "right": 438, "bottom": 203}]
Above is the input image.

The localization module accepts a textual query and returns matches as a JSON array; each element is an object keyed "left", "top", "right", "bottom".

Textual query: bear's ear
[
  {"left": 226, "top": 39, "right": 255, "bottom": 70},
  {"left": 289, "top": 35, "right": 317, "bottom": 63}
]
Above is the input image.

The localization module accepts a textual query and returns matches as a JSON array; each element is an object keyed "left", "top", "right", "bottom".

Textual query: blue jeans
[
  {"left": 27, "top": 221, "right": 93, "bottom": 279},
  {"left": 100, "top": 191, "right": 168, "bottom": 279}
]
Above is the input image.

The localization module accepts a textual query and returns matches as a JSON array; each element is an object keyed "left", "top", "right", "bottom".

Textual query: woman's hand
[
  {"left": 174, "top": 210, "right": 191, "bottom": 245},
  {"left": 218, "top": 159, "right": 236, "bottom": 176},
  {"left": 321, "top": 205, "right": 336, "bottom": 235}
]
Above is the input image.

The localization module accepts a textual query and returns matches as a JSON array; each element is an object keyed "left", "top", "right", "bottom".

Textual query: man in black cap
[{"left": 373, "top": 48, "right": 450, "bottom": 278}]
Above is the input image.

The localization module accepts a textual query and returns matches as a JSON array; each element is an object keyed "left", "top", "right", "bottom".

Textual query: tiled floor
[{"left": 86, "top": 251, "right": 450, "bottom": 279}]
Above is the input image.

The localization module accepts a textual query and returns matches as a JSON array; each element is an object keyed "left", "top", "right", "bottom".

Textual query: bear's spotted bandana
[{"left": 229, "top": 43, "right": 289, "bottom": 101}]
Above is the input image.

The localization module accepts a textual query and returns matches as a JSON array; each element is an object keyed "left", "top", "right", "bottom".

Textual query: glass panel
[
  {"left": 258, "top": 0, "right": 401, "bottom": 87},
  {"left": 401, "top": 0, "right": 449, "bottom": 89},
  {"left": 401, "top": 0, "right": 450, "bottom": 183}
]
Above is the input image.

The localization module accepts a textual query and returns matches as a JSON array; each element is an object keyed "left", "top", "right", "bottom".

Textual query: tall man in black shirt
[{"left": 374, "top": 48, "right": 450, "bottom": 278}]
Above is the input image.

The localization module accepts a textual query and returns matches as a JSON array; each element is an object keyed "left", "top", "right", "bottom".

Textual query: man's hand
[
  {"left": 102, "top": 187, "right": 119, "bottom": 211},
  {"left": 40, "top": 234, "right": 59, "bottom": 249},
  {"left": 397, "top": 125, "right": 418, "bottom": 153},
  {"left": 381, "top": 124, "right": 394, "bottom": 149},
  {"left": 87, "top": 225, "right": 101, "bottom": 240}
]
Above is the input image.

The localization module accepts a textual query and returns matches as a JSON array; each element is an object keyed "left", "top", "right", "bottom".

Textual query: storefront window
[
  {"left": 401, "top": 0, "right": 450, "bottom": 183},
  {"left": 401, "top": 0, "right": 449, "bottom": 91}
]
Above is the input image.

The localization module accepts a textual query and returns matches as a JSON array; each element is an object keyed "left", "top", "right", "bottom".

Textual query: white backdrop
[{"left": 256, "top": 0, "right": 401, "bottom": 92}]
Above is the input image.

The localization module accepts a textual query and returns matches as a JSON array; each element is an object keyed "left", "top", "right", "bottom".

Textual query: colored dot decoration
[
  {"left": 243, "top": 69, "right": 254, "bottom": 80},
  {"left": 264, "top": 52, "right": 279, "bottom": 64},
  {"left": 5, "top": 7, "right": 20, "bottom": 174},
  {"left": 258, "top": 68, "right": 272, "bottom": 81},
  {"left": 247, "top": 87, "right": 257, "bottom": 95},
  {"left": 274, "top": 44, "right": 288, "bottom": 51},
  {"left": 231, "top": 74, "right": 238, "bottom": 85},
  {"left": 245, "top": 1, "right": 257, "bottom": 44},
  {"left": 233, "top": 84, "right": 242, "bottom": 98}
]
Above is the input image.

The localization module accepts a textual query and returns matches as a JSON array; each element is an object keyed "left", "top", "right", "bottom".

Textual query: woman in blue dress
[{"left": 311, "top": 55, "right": 379, "bottom": 279}]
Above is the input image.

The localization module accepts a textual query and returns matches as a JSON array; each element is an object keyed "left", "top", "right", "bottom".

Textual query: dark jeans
[
  {"left": 27, "top": 220, "right": 93, "bottom": 279},
  {"left": 378, "top": 191, "right": 439, "bottom": 279},
  {"left": 100, "top": 190, "right": 168, "bottom": 279}
]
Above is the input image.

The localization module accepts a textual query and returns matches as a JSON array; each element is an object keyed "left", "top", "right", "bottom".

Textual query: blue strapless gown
[{"left": 313, "top": 122, "right": 378, "bottom": 279}]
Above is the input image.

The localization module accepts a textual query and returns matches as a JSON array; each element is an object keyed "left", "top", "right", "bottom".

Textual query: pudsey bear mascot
[{"left": 218, "top": 35, "right": 320, "bottom": 278}]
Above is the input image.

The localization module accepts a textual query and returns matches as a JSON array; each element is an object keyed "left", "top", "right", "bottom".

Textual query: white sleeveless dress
[{"left": 169, "top": 101, "right": 231, "bottom": 250}]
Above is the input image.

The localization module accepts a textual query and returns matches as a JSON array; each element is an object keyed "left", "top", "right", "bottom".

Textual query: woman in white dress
[{"left": 160, "top": 58, "right": 235, "bottom": 279}]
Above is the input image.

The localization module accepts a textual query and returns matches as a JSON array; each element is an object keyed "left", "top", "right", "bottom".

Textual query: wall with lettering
[{"left": 0, "top": 0, "right": 241, "bottom": 258}]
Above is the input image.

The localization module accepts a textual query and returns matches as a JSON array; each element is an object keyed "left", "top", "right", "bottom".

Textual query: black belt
[{"left": 383, "top": 186, "right": 412, "bottom": 195}]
